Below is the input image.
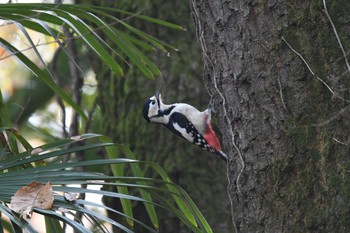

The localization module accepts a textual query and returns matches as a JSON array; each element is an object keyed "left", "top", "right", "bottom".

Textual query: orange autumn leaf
[{"left": 10, "top": 181, "right": 54, "bottom": 218}]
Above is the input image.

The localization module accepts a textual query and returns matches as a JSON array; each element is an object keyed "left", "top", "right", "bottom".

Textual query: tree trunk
[{"left": 191, "top": 0, "right": 350, "bottom": 232}]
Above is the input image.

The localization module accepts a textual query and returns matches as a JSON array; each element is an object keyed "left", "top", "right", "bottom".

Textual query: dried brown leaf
[{"left": 10, "top": 181, "right": 54, "bottom": 218}]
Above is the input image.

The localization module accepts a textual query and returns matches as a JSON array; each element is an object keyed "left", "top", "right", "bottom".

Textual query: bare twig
[
  {"left": 323, "top": 0, "right": 350, "bottom": 73},
  {"left": 282, "top": 37, "right": 315, "bottom": 75},
  {"left": 0, "top": 40, "right": 58, "bottom": 62},
  {"left": 333, "top": 138, "right": 348, "bottom": 146},
  {"left": 277, "top": 76, "right": 287, "bottom": 110},
  {"left": 12, "top": 102, "right": 26, "bottom": 126},
  {"left": 282, "top": 36, "right": 350, "bottom": 104},
  {"left": 57, "top": 98, "right": 69, "bottom": 137}
]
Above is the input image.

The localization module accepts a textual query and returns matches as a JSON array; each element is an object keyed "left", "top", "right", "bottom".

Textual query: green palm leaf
[
  {"left": 0, "top": 132, "right": 212, "bottom": 232},
  {"left": 0, "top": 37, "right": 88, "bottom": 121},
  {"left": 0, "top": 3, "right": 212, "bottom": 232},
  {"left": 0, "top": 2, "right": 182, "bottom": 121}
]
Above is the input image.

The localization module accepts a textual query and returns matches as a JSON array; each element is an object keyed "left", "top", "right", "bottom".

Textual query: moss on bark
[{"left": 193, "top": 0, "right": 350, "bottom": 231}]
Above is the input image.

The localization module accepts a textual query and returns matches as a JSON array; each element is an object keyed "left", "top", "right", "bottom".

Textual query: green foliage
[
  {"left": 0, "top": 2, "right": 183, "bottom": 121},
  {"left": 0, "top": 128, "right": 212, "bottom": 232},
  {"left": 0, "top": 3, "right": 182, "bottom": 78},
  {"left": 0, "top": 2, "right": 212, "bottom": 233},
  {"left": 89, "top": 1, "right": 233, "bottom": 232}
]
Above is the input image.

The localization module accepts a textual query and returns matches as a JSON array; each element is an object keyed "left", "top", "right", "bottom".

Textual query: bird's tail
[{"left": 215, "top": 150, "right": 228, "bottom": 163}]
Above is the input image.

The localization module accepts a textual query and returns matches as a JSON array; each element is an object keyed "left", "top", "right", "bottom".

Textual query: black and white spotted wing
[
  {"left": 166, "top": 112, "right": 214, "bottom": 152},
  {"left": 164, "top": 112, "right": 228, "bottom": 162}
]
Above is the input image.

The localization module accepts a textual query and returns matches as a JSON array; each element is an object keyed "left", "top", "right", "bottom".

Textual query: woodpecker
[{"left": 143, "top": 93, "right": 228, "bottom": 162}]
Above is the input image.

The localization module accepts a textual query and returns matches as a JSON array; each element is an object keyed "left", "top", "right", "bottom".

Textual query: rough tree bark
[{"left": 191, "top": 0, "right": 350, "bottom": 232}]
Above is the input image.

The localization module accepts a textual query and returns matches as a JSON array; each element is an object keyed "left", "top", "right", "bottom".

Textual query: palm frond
[
  {"left": 0, "top": 3, "right": 212, "bottom": 232},
  {"left": 0, "top": 132, "right": 212, "bottom": 232},
  {"left": 0, "top": 2, "right": 182, "bottom": 120}
]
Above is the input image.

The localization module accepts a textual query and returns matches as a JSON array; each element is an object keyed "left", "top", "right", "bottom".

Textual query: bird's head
[{"left": 143, "top": 92, "right": 164, "bottom": 123}]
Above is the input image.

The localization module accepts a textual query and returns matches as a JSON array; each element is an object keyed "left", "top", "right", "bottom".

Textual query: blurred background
[{"left": 1, "top": 0, "right": 233, "bottom": 232}]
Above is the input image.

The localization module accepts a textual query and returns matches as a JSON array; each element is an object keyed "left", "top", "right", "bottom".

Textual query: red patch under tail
[{"left": 204, "top": 124, "right": 221, "bottom": 151}]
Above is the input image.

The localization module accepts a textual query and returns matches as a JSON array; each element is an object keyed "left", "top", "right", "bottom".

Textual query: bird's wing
[{"left": 166, "top": 112, "right": 212, "bottom": 151}]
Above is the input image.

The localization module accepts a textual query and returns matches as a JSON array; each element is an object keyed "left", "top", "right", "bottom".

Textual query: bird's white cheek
[{"left": 148, "top": 107, "right": 157, "bottom": 118}]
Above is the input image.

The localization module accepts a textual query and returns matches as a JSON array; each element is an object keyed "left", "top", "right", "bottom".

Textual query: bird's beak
[{"left": 155, "top": 91, "right": 161, "bottom": 108}]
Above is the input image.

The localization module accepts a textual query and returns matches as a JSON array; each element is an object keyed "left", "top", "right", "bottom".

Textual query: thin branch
[
  {"left": 277, "top": 76, "right": 287, "bottom": 110},
  {"left": 333, "top": 138, "right": 348, "bottom": 146},
  {"left": 12, "top": 102, "right": 26, "bottom": 126},
  {"left": 314, "top": 76, "right": 348, "bottom": 102},
  {"left": 282, "top": 36, "right": 350, "bottom": 104},
  {"left": 57, "top": 97, "right": 69, "bottom": 138},
  {"left": 0, "top": 40, "right": 58, "bottom": 62},
  {"left": 323, "top": 0, "right": 350, "bottom": 73},
  {"left": 282, "top": 37, "right": 315, "bottom": 75}
]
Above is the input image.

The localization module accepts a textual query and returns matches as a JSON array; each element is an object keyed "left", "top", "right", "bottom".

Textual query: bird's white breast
[{"left": 171, "top": 104, "right": 207, "bottom": 134}]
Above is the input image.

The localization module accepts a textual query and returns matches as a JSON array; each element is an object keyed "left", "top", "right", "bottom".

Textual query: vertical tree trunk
[{"left": 191, "top": 0, "right": 350, "bottom": 232}]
